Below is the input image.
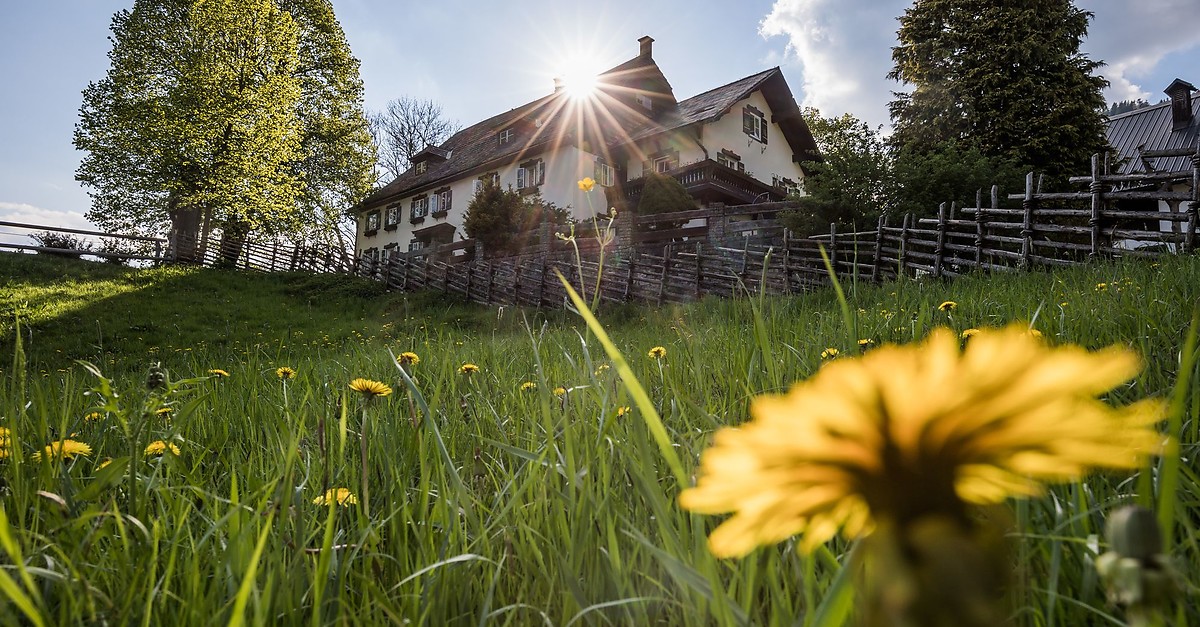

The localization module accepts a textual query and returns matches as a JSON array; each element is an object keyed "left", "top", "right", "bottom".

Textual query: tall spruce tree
[
  {"left": 888, "top": 0, "right": 1108, "bottom": 178},
  {"left": 75, "top": 0, "right": 373, "bottom": 259}
]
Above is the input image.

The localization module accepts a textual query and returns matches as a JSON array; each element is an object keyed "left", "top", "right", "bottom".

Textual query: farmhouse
[
  {"left": 354, "top": 36, "right": 820, "bottom": 264},
  {"left": 1104, "top": 78, "right": 1199, "bottom": 242}
]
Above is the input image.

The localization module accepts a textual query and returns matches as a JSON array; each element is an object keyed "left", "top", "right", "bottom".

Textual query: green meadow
[{"left": 1, "top": 251, "right": 1196, "bottom": 625}]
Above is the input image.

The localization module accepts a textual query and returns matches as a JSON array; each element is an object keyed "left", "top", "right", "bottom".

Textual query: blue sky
[{"left": 1, "top": 0, "right": 1196, "bottom": 231}]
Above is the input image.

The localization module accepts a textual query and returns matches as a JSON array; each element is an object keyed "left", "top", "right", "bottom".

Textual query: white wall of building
[{"left": 698, "top": 90, "right": 806, "bottom": 187}]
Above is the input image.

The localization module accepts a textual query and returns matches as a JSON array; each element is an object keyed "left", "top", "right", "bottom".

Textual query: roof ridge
[{"left": 676, "top": 67, "right": 778, "bottom": 105}]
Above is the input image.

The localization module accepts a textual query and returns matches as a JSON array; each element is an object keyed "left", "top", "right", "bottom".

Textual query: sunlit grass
[{"left": 0, "top": 252, "right": 1197, "bottom": 624}]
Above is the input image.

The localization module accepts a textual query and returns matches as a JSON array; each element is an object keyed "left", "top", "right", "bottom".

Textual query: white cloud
[
  {"left": 0, "top": 201, "right": 95, "bottom": 236},
  {"left": 759, "top": 0, "right": 907, "bottom": 129},
  {"left": 1079, "top": 0, "right": 1200, "bottom": 102}
]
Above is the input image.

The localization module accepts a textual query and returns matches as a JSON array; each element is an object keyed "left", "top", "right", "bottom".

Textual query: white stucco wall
[
  {"left": 698, "top": 90, "right": 807, "bottom": 188},
  {"left": 356, "top": 144, "right": 612, "bottom": 257}
]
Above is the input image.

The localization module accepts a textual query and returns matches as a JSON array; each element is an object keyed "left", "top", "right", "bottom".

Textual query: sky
[{"left": 1, "top": 0, "right": 1196, "bottom": 232}]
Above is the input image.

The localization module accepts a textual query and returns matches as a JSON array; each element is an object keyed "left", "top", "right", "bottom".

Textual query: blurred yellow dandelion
[
  {"left": 960, "top": 328, "right": 980, "bottom": 340},
  {"left": 577, "top": 177, "right": 596, "bottom": 192},
  {"left": 648, "top": 346, "right": 667, "bottom": 359},
  {"left": 276, "top": 366, "right": 296, "bottom": 380},
  {"left": 938, "top": 301, "right": 957, "bottom": 312},
  {"left": 617, "top": 406, "right": 631, "bottom": 417},
  {"left": 459, "top": 363, "right": 480, "bottom": 375},
  {"left": 857, "top": 338, "right": 874, "bottom": 347},
  {"left": 145, "top": 440, "right": 181, "bottom": 456},
  {"left": 208, "top": 369, "right": 230, "bottom": 377},
  {"left": 594, "top": 363, "right": 611, "bottom": 376},
  {"left": 397, "top": 351, "right": 420, "bottom": 366},
  {"left": 820, "top": 348, "right": 839, "bottom": 360},
  {"left": 520, "top": 381, "right": 537, "bottom": 392},
  {"left": 679, "top": 325, "right": 1163, "bottom": 557},
  {"left": 553, "top": 386, "right": 567, "bottom": 397},
  {"left": 98, "top": 458, "right": 113, "bottom": 469},
  {"left": 313, "top": 488, "right": 358, "bottom": 507},
  {"left": 1028, "top": 328, "right": 1043, "bottom": 339},
  {"left": 349, "top": 378, "right": 392, "bottom": 398},
  {"left": 155, "top": 407, "right": 172, "bottom": 416},
  {"left": 84, "top": 411, "right": 103, "bottom": 421},
  {"left": 34, "top": 439, "right": 92, "bottom": 462}
]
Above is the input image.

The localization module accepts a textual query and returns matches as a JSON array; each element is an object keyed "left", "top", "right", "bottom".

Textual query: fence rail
[{"left": 5, "top": 145, "right": 1197, "bottom": 309}]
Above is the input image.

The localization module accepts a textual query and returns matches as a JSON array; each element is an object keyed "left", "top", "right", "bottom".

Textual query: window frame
[
  {"left": 499, "top": 129, "right": 513, "bottom": 145},
  {"left": 653, "top": 156, "right": 674, "bottom": 173},
  {"left": 410, "top": 196, "right": 428, "bottom": 222},
  {"left": 365, "top": 210, "right": 380, "bottom": 235},
  {"left": 594, "top": 160, "right": 615, "bottom": 187},
  {"left": 742, "top": 106, "right": 768, "bottom": 143}
]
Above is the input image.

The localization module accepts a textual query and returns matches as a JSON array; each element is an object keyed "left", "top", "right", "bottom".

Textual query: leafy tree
[
  {"left": 369, "top": 97, "right": 460, "bottom": 181},
  {"left": 75, "top": 0, "right": 373, "bottom": 261},
  {"left": 888, "top": 0, "right": 1108, "bottom": 178},
  {"left": 783, "top": 108, "right": 893, "bottom": 236},
  {"left": 891, "top": 141, "right": 1024, "bottom": 218},
  {"left": 278, "top": 0, "right": 376, "bottom": 255},
  {"left": 462, "top": 182, "right": 569, "bottom": 256}
]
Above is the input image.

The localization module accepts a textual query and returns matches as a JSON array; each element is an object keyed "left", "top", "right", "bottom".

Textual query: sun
[{"left": 557, "top": 55, "right": 603, "bottom": 100}]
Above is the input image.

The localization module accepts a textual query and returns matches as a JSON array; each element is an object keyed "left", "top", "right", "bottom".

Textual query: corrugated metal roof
[{"left": 1105, "top": 92, "right": 1200, "bottom": 174}]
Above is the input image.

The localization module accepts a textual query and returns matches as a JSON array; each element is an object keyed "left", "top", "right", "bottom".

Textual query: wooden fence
[{"left": 4, "top": 146, "right": 1196, "bottom": 309}]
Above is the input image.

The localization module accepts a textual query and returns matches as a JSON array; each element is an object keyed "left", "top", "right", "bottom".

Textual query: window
[
  {"left": 415, "top": 160, "right": 427, "bottom": 174},
  {"left": 435, "top": 188, "right": 452, "bottom": 215},
  {"left": 593, "top": 160, "right": 615, "bottom": 187},
  {"left": 408, "top": 238, "right": 422, "bottom": 252},
  {"left": 653, "top": 155, "right": 675, "bottom": 173},
  {"left": 365, "top": 210, "right": 380, "bottom": 234},
  {"left": 384, "top": 204, "right": 400, "bottom": 229},
  {"left": 499, "top": 129, "right": 513, "bottom": 145},
  {"left": 742, "top": 106, "right": 768, "bottom": 143},
  {"left": 717, "top": 151, "right": 744, "bottom": 172},
  {"left": 635, "top": 93, "right": 652, "bottom": 110},
  {"left": 517, "top": 159, "right": 545, "bottom": 189},
  {"left": 410, "top": 196, "right": 428, "bottom": 221}
]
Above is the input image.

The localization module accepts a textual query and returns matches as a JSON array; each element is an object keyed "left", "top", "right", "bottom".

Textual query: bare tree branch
[{"left": 369, "top": 97, "right": 460, "bottom": 182}]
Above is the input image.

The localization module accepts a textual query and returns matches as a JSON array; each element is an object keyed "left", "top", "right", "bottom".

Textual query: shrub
[
  {"left": 636, "top": 173, "right": 696, "bottom": 230},
  {"left": 31, "top": 231, "right": 93, "bottom": 259},
  {"left": 462, "top": 182, "right": 570, "bottom": 256}
]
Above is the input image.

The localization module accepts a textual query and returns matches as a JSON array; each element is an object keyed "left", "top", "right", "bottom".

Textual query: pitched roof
[
  {"left": 358, "top": 50, "right": 820, "bottom": 211},
  {"left": 1105, "top": 89, "right": 1200, "bottom": 175}
]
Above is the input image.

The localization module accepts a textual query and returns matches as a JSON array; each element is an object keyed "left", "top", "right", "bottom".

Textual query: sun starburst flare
[{"left": 679, "top": 325, "right": 1164, "bottom": 557}]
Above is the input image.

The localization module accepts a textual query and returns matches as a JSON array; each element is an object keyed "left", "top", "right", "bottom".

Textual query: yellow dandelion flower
[
  {"left": 155, "top": 407, "right": 173, "bottom": 416},
  {"left": 276, "top": 366, "right": 296, "bottom": 380},
  {"left": 594, "top": 363, "right": 611, "bottom": 376},
  {"left": 313, "top": 488, "right": 358, "bottom": 507},
  {"left": 33, "top": 439, "right": 92, "bottom": 462},
  {"left": 577, "top": 177, "right": 596, "bottom": 192},
  {"left": 553, "top": 386, "right": 567, "bottom": 397},
  {"left": 84, "top": 411, "right": 104, "bottom": 421},
  {"left": 617, "top": 406, "right": 631, "bottom": 417},
  {"left": 144, "top": 440, "right": 181, "bottom": 456},
  {"left": 820, "top": 348, "right": 840, "bottom": 360},
  {"left": 208, "top": 369, "right": 230, "bottom": 377},
  {"left": 459, "top": 363, "right": 480, "bottom": 375},
  {"left": 648, "top": 346, "right": 667, "bottom": 359},
  {"left": 1028, "top": 328, "right": 1043, "bottom": 339},
  {"left": 938, "top": 301, "right": 957, "bottom": 312},
  {"left": 98, "top": 458, "right": 113, "bottom": 469},
  {"left": 857, "top": 338, "right": 874, "bottom": 347},
  {"left": 397, "top": 351, "right": 420, "bottom": 366},
  {"left": 960, "top": 328, "right": 980, "bottom": 340},
  {"left": 520, "top": 381, "right": 537, "bottom": 392},
  {"left": 349, "top": 378, "right": 392, "bottom": 398},
  {"left": 0, "top": 427, "right": 10, "bottom": 459},
  {"left": 1095, "top": 282, "right": 1107, "bottom": 291},
  {"left": 678, "top": 325, "right": 1163, "bottom": 558}
]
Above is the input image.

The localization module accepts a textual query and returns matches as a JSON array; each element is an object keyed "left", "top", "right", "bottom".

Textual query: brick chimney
[
  {"left": 553, "top": 77, "right": 564, "bottom": 93},
  {"left": 638, "top": 36, "right": 654, "bottom": 59},
  {"left": 1165, "top": 78, "right": 1196, "bottom": 131}
]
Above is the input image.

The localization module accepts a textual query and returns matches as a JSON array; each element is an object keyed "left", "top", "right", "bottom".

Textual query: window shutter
[
  {"left": 535, "top": 161, "right": 545, "bottom": 185},
  {"left": 444, "top": 189, "right": 452, "bottom": 210},
  {"left": 641, "top": 160, "right": 652, "bottom": 175},
  {"left": 761, "top": 122, "right": 768, "bottom": 144},
  {"left": 429, "top": 194, "right": 438, "bottom": 214},
  {"left": 743, "top": 109, "right": 754, "bottom": 134},
  {"left": 594, "top": 160, "right": 601, "bottom": 181}
]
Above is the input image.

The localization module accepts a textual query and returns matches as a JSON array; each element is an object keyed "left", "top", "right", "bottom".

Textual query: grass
[{"left": 1, "top": 250, "right": 1197, "bottom": 625}]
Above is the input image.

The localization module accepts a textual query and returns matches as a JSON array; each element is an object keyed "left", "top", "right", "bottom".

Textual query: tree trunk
[
  {"left": 218, "top": 220, "right": 251, "bottom": 267},
  {"left": 167, "top": 202, "right": 203, "bottom": 263}
]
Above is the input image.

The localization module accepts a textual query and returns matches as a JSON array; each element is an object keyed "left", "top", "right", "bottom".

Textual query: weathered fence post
[
  {"left": 485, "top": 260, "right": 495, "bottom": 303},
  {"left": 871, "top": 216, "right": 886, "bottom": 283},
  {"left": 828, "top": 222, "right": 839, "bottom": 279},
  {"left": 1186, "top": 143, "right": 1200, "bottom": 254},
  {"left": 401, "top": 257, "right": 409, "bottom": 292},
  {"left": 1089, "top": 153, "right": 1103, "bottom": 259},
  {"left": 537, "top": 256, "right": 547, "bottom": 307},
  {"left": 899, "top": 213, "right": 911, "bottom": 276},
  {"left": 707, "top": 202, "right": 727, "bottom": 246},
  {"left": 270, "top": 241, "right": 278, "bottom": 272},
  {"left": 693, "top": 241, "right": 703, "bottom": 300},
  {"left": 933, "top": 202, "right": 947, "bottom": 278},
  {"left": 974, "top": 189, "right": 986, "bottom": 270},
  {"left": 1021, "top": 172, "right": 1035, "bottom": 269},
  {"left": 658, "top": 243, "right": 671, "bottom": 305},
  {"left": 782, "top": 228, "right": 793, "bottom": 293},
  {"left": 624, "top": 250, "right": 636, "bottom": 301}
]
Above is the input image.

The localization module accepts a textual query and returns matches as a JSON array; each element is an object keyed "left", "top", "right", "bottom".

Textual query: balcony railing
[{"left": 622, "top": 159, "right": 783, "bottom": 205}]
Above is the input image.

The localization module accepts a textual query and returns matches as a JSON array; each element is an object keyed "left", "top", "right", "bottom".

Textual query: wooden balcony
[{"left": 621, "top": 159, "right": 786, "bottom": 206}]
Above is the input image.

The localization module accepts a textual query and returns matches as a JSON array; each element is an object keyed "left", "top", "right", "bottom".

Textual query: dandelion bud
[
  {"left": 146, "top": 363, "right": 167, "bottom": 389},
  {"left": 1096, "top": 505, "right": 1182, "bottom": 620},
  {"left": 1106, "top": 505, "right": 1160, "bottom": 561}
]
